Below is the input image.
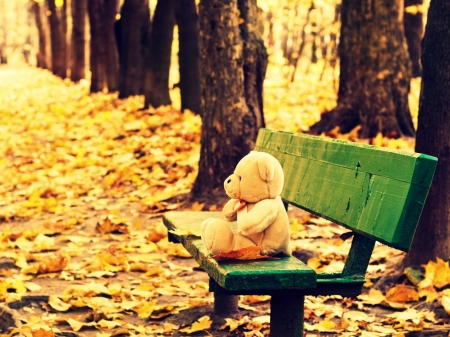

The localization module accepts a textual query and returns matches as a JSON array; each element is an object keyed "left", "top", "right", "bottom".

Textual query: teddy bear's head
[{"left": 224, "top": 151, "right": 284, "bottom": 203}]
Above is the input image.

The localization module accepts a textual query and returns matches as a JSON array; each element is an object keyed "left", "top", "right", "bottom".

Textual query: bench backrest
[{"left": 255, "top": 128, "right": 437, "bottom": 251}]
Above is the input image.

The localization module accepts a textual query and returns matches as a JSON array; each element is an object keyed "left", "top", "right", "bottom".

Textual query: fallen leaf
[
  {"left": 32, "top": 328, "right": 55, "bottom": 337},
  {"left": 385, "top": 284, "right": 419, "bottom": 303},
  {"left": 220, "top": 316, "right": 249, "bottom": 332},
  {"left": 180, "top": 315, "right": 213, "bottom": 334},
  {"left": 212, "top": 246, "right": 273, "bottom": 260},
  {"left": 38, "top": 254, "right": 69, "bottom": 274},
  {"left": 48, "top": 295, "right": 71, "bottom": 312},
  {"left": 96, "top": 217, "right": 129, "bottom": 235}
]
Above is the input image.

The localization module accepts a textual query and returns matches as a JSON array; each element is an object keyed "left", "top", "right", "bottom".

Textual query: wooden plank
[
  {"left": 254, "top": 129, "right": 437, "bottom": 251},
  {"left": 162, "top": 212, "right": 317, "bottom": 291},
  {"left": 256, "top": 128, "right": 437, "bottom": 187}
]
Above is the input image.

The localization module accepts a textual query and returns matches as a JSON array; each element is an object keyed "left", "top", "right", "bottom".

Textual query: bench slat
[
  {"left": 255, "top": 129, "right": 437, "bottom": 251},
  {"left": 163, "top": 212, "right": 317, "bottom": 292},
  {"left": 256, "top": 129, "right": 436, "bottom": 187}
]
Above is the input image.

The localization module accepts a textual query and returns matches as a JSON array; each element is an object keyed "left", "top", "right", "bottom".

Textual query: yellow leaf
[
  {"left": 147, "top": 223, "right": 168, "bottom": 242},
  {"left": 0, "top": 278, "right": 27, "bottom": 296},
  {"left": 180, "top": 315, "right": 213, "bottom": 334},
  {"left": 358, "top": 288, "right": 385, "bottom": 305},
  {"left": 385, "top": 284, "right": 419, "bottom": 303},
  {"left": 190, "top": 201, "right": 204, "bottom": 211},
  {"left": 66, "top": 318, "right": 93, "bottom": 332},
  {"left": 48, "top": 296, "right": 71, "bottom": 312},
  {"left": 242, "top": 295, "right": 271, "bottom": 304},
  {"left": 32, "top": 328, "right": 55, "bottom": 337},
  {"left": 220, "top": 318, "right": 239, "bottom": 332},
  {"left": 418, "top": 285, "right": 438, "bottom": 302},
  {"left": 441, "top": 292, "right": 450, "bottom": 315},
  {"left": 305, "top": 317, "right": 336, "bottom": 332},
  {"left": 168, "top": 227, "right": 201, "bottom": 237},
  {"left": 133, "top": 300, "right": 156, "bottom": 318},
  {"left": 307, "top": 257, "right": 322, "bottom": 271},
  {"left": 97, "top": 319, "right": 121, "bottom": 330},
  {"left": 38, "top": 254, "right": 69, "bottom": 274},
  {"left": 24, "top": 282, "right": 42, "bottom": 292},
  {"left": 86, "top": 270, "right": 115, "bottom": 278}
]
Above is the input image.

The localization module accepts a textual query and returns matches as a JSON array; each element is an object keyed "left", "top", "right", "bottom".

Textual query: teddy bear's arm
[
  {"left": 239, "top": 199, "right": 278, "bottom": 235},
  {"left": 222, "top": 198, "right": 241, "bottom": 222}
]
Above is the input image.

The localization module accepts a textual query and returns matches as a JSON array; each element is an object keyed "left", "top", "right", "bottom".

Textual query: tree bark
[
  {"left": 103, "top": 0, "right": 119, "bottom": 92},
  {"left": 88, "top": 0, "right": 106, "bottom": 92},
  {"left": 70, "top": 0, "right": 87, "bottom": 82},
  {"left": 403, "top": 0, "right": 450, "bottom": 267},
  {"left": 190, "top": 0, "right": 267, "bottom": 200},
  {"left": 404, "top": 0, "right": 423, "bottom": 78},
  {"left": 309, "top": 0, "right": 415, "bottom": 139},
  {"left": 117, "top": 0, "right": 150, "bottom": 98},
  {"left": 47, "top": 0, "right": 66, "bottom": 78},
  {"left": 238, "top": 0, "right": 268, "bottom": 127},
  {"left": 144, "top": 0, "right": 175, "bottom": 108},
  {"left": 32, "top": 1, "right": 48, "bottom": 69},
  {"left": 61, "top": 0, "right": 68, "bottom": 77},
  {"left": 175, "top": 0, "right": 201, "bottom": 114}
]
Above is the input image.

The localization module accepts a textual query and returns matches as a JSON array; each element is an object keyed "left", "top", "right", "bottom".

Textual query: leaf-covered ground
[{"left": 0, "top": 65, "right": 448, "bottom": 337}]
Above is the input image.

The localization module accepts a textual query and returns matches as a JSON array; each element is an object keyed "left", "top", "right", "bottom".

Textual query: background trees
[
  {"left": 403, "top": 0, "right": 450, "bottom": 267},
  {"left": 117, "top": 0, "right": 150, "bottom": 98},
  {"left": 70, "top": 0, "right": 87, "bottom": 82},
  {"left": 309, "top": 0, "right": 415, "bottom": 138},
  {"left": 47, "top": 0, "right": 66, "bottom": 78},
  {"left": 190, "top": 0, "right": 267, "bottom": 202}
]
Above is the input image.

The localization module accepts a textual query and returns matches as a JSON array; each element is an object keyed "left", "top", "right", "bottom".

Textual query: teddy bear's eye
[{"left": 239, "top": 176, "right": 242, "bottom": 181}]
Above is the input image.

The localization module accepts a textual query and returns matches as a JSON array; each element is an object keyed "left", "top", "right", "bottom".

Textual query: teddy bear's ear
[{"left": 257, "top": 156, "right": 275, "bottom": 182}]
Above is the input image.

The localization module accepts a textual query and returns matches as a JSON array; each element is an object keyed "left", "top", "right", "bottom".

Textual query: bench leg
[
  {"left": 270, "top": 293, "right": 304, "bottom": 337},
  {"left": 213, "top": 293, "right": 238, "bottom": 315}
]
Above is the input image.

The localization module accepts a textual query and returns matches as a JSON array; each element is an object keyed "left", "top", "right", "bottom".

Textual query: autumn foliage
[{"left": 0, "top": 63, "right": 444, "bottom": 336}]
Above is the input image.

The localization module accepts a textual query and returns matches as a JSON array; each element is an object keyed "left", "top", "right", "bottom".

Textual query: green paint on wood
[
  {"left": 270, "top": 293, "right": 304, "bottom": 337},
  {"left": 342, "top": 234, "right": 376, "bottom": 277},
  {"left": 255, "top": 128, "right": 438, "bottom": 251},
  {"left": 163, "top": 212, "right": 317, "bottom": 291},
  {"left": 256, "top": 128, "right": 436, "bottom": 187}
]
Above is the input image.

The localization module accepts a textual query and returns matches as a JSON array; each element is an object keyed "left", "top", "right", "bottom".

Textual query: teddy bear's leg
[
  {"left": 201, "top": 218, "right": 235, "bottom": 255},
  {"left": 201, "top": 218, "right": 257, "bottom": 254},
  {"left": 233, "top": 234, "right": 258, "bottom": 250}
]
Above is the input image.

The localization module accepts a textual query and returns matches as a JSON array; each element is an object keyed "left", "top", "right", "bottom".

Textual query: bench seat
[{"left": 163, "top": 212, "right": 317, "bottom": 292}]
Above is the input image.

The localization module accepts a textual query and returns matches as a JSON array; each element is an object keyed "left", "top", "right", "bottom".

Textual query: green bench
[{"left": 163, "top": 128, "right": 437, "bottom": 336}]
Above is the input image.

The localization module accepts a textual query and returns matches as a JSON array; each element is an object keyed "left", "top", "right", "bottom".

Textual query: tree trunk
[
  {"left": 103, "top": 0, "right": 119, "bottom": 92},
  {"left": 88, "top": 0, "right": 106, "bottom": 93},
  {"left": 117, "top": 0, "right": 150, "bottom": 98},
  {"left": 404, "top": 0, "right": 423, "bottom": 78},
  {"left": 70, "top": 0, "right": 87, "bottom": 82},
  {"left": 309, "top": 0, "right": 415, "bottom": 139},
  {"left": 47, "top": 0, "right": 66, "bottom": 78},
  {"left": 32, "top": 1, "right": 48, "bottom": 69},
  {"left": 144, "top": 0, "right": 175, "bottom": 108},
  {"left": 403, "top": 0, "right": 450, "bottom": 267},
  {"left": 61, "top": 0, "right": 68, "bottom": 77},
  {"left": 190, "top": 0, "right": 267, "bottom": 201},
  {"left": 238, "top": 0, "right": 268, "bottom": 127},
  {"left": 175, "top": 0, "right": 201, "bottom": 114}
]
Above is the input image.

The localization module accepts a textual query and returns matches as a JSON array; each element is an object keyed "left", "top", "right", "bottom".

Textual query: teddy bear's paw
[
  {"left": 200, "top": 218, "right": 216, "bottom": 238},
  {"left": 201, "top": 219, "right": 235, "bottom": 255}
]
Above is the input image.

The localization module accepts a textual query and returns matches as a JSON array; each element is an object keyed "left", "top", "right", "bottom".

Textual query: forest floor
[{"left": 0, "top": 65, "right": 449, "bottom": 337}]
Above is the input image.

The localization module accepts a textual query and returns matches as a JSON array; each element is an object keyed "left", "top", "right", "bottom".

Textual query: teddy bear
[{"left": 200, "top": 151, "right": 291, "bottom": 256}]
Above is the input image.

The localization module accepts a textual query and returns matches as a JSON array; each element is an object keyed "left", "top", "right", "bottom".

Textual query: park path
[{"left": 0, "top": 66, "right": 447, "bottom": 336}]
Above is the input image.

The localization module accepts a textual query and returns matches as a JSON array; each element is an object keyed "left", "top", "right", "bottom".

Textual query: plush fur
[{"left": 201, "top": 151, "right": 291, "bottom": 256}]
